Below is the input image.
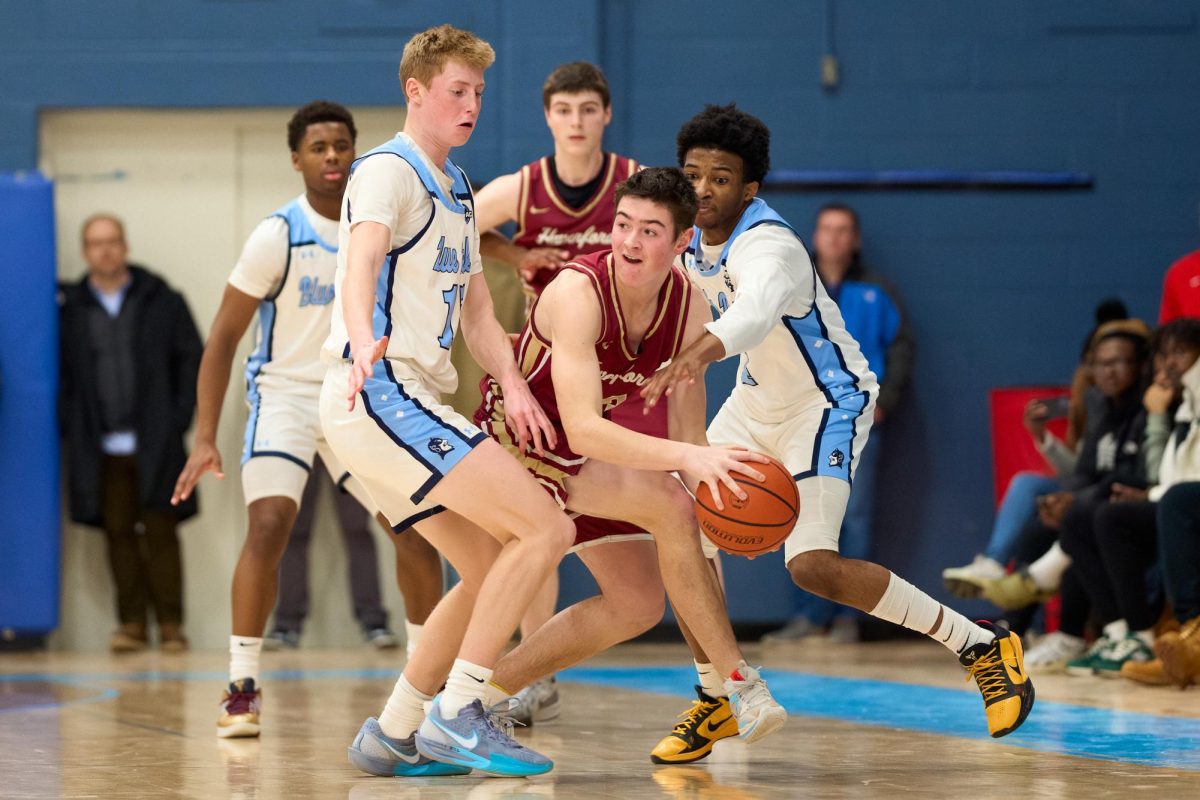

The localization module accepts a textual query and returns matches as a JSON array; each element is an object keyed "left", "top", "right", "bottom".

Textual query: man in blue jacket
[{"left": 765, "top": 202, "right": 914, "bottom": 642}]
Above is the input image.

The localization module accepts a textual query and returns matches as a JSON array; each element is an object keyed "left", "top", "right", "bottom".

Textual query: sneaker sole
[
  {"left": 414, "top": 733, "right": 552, "bottom": 778},
  {"left": 990, "top": 681, "right": 1035, "bottom": 738},
  {"left": 738, "top": 705, "right": 787, "bottom": 744},
  {"left": 217, "top": 720, "right": 260, "bottom": 739},
  {"left": 531, "top": 697, "right": 562, "bottom": 723},
  {"left": 346, "top": 745, "right": 470, "bottom": 777},
  {"left": 1064, "top": 665, "right": 1097, "bottom": 677}
]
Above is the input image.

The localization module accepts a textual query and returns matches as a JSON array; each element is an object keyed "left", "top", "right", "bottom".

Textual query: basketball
[{"left": 695, "top": 455, "right": 799, "bottom": 557}]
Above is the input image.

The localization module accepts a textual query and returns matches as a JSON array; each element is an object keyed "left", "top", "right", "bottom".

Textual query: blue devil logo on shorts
[
  {"left": 427, "top": 438, "right": 454, "bottom": 459},
  {"left": 828, "top": 448, "right": 845, "bottom": 469}
]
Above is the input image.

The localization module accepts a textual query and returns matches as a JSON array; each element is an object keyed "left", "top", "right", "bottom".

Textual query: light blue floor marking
[
  {"left": 4, "top": 664, "right": 1198, "bottom": 770},
  {"left": 559, "top": 666, "right": 1200, "bottom": 772}
]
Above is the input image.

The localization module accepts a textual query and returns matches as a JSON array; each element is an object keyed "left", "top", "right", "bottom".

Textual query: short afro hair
[
  {"left": 287, "top": 101, "right": 357, "bottom": 152},
  {"left": 1153, "top": 317, "right": 1200, "bottom": 355},
  {"left": 614, "top": 167, "right": 699, "bottom": 236},
  {"left": 676, "top": 103, "right": 771, "bottom": 185}
]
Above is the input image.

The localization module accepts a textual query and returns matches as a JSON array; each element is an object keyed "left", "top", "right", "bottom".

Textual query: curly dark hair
[
  {"left": 287, "top": 101, "right": 357, "bottom": 152},
  {"left": 675, "top": 103, "right": 771, "bottom": 185},
  {"left": 543, "top": 61, "right": 610, "bottom": 109},
  {"left": 614, "top": 167, "right": 698, "bottom": 236},
  {"left": 1153, "top": 317, "right": 1200, "bottom": 354}
]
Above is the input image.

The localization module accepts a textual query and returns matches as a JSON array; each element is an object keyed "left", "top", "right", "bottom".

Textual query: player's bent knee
[{"left": 787, "top": 549, "right": 843, "bottom": 598}]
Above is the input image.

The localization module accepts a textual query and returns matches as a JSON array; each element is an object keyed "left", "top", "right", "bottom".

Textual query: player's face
[
  {"left": 611, "top": 196, "right": 691, "bottom": 289},
  {"left": 1091, "top": 338, "right": 1140, "bottom": 398},
  {"left": 291, "top": 121, "right": 354, "bottom": 199},
  {"left": 81, "top": 218, "right": 128, "bottom": 279},
  {"left": 682, "top": 147, "right": 758, "bottom": 242},
  {"left": 409, "top": 60, "right": 486, "bottom": 148},
  {"left": 813, "top": 209, "right": 860, "bottom": 265},
  {"left": 544, "top": 91, "right": 610, "bottom": 158}
]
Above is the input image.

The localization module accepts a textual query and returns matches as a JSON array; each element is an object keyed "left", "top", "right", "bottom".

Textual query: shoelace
[
  {"left": 672, "top": 699, "right": 719, "bottom": 736},
  {"left": 1105, "top": 637, "right": 1148, "bottom": 660},
  {"left": 964, "top": 653, "right": 1009, "bottom": 702},
  {"left": 484, "top": 698, "right": 526, "bottom": 742}
]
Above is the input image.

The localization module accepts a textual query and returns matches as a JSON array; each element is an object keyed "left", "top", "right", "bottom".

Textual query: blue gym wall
[{"left": 4, "top": 1, "right": 1198, "bottom": 624}]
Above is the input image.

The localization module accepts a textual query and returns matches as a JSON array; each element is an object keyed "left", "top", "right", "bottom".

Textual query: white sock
[
  {"left": 1027, "top": 542, "right": 1071, "bottom": 590},
  {"left": 440, "top": 658, "right": 492, "bottom": 716},
  {"left": 870, "top": 572, "right": 993, "bottom": 656},
  {"left": 229, "top": 636, "right": 262, "bottom": 684},
  {"left": 379, "top": 673, "right": 432, "bottom": 740},
  {"left": 1103, "top": 619, "right": 1129, "bottom": 640},
  {"left": 404, "top": 620, "right": 423, "bottom": 660},
  {"left": 694, "top": 660, "right": 727, "bottom": 699}
]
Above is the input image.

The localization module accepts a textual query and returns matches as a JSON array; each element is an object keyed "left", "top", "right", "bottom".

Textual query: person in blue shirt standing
[{"left": 765, "top": 202, "right": 914, "bottom": 643}]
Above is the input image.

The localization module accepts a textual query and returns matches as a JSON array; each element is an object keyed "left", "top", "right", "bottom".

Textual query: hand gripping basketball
[{"left": 695, "top": 456, "right": 799, "bottom": 557}]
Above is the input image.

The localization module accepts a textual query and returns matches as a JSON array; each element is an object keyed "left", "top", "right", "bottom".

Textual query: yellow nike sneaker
[
  {"left": 960, "top": 621, "right": 1035, "bottom": 738},
  {"left": 650, "top": 687, "right": 739, "bottom": 764}
]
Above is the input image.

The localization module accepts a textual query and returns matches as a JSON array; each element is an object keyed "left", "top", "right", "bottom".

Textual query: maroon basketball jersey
[
  {"left": 476, "top": 249, "right": 692, "bottom": 476},
  {"left": 513, "top": 153, "right": 639, "bottom": 298}
]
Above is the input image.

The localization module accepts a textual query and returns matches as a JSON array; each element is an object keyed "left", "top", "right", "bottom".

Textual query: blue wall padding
[{"left": 0, "top": 172, "right": 60, "bottom": 634}]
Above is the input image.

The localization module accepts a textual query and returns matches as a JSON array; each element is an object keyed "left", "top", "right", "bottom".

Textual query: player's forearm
[
  {"left": 342, "top": 255, "right": 380, "bottom": 352},
  {"left": 192, "top": 336, "right": 238, "bottom": 444},
  {"left": 677, "top": 331, "right": 727, "bottom": 371},
  {"left": 565, "top": 414, "right": 696, "bottom": 473},
  {"left": 480, "top": 231, "right": 524, "bottom": 268},
  {"left": 464, "top": 309, "right": 522, "bottom": 386}
]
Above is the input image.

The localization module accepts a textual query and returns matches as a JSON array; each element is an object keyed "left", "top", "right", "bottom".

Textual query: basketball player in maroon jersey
[
  {"left": 473, "top": 62, "right": 661, "bottom": 723},
  {"left": 473, "top": 168, "right": 788, "bottom": 747}
]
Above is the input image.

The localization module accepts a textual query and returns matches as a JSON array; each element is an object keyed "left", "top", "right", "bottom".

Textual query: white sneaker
[
  {"left": 724, "top": 663, "right": 787, "bottom": 744},
  {"left": 509, "top": 677, "right": 561, "bottom": 726},
  {"left": 942, "top": 555, "right": 1005, "bottom": 599},
  {"left": 1024, "top": 631, "right": 1086, "bottom": 672}
]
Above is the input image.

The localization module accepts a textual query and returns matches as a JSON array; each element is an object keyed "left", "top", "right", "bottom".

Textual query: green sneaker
[
  {"left": 1064, "top": 635, "right": 1116, "bottom": 677},
  {"left": 1093, "top": 634, "right": 1154, "bottom": 679}
]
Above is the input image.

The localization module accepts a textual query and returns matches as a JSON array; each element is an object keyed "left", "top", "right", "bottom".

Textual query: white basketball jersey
[
  {"left": 683, "top": 198, "right": 877, "bottom": 422},
  {"left": 232, "top": 195, "right": 338, "bottom": 390},
  {"left": 324, "top": 133, "right": 481, "bottom": 395}
]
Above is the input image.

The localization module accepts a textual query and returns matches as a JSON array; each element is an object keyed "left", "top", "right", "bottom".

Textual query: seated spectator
[
  {"left": 1120, "top": 318, "right": 1200, "bottom": 687},
  {"left": 59, "top": 214, "right": 202, "bottom": 653},
  {"left": 978, "top": 319, "right": 1152, "bottom": 672},
  {"left": 943, "top": 299, "right": 1128, "bottom": 596}
]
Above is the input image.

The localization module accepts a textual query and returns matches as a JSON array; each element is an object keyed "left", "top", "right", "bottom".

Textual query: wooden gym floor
[{"left": 2, "top": 640, "right": 1199, "bottom": 799}]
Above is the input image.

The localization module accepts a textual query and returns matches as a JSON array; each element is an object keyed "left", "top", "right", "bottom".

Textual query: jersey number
[
  {"left": 717, "top": 291, "right": 729, "bottom": 313},
  {"left": 438, "top": 284, "right": 465, "bottom": 349}
]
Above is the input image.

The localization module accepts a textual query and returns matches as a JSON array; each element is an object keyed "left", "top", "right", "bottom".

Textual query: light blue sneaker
[
  {"left": 347, "top": 717, "right": 471, "bottom": 777},
  {"left": 415, "top": 696, "right": 553, "bottom": 777}
]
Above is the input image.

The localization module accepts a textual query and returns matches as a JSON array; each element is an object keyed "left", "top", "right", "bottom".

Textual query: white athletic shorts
[
  {"left": 241, "top": 382, "right": 376, "bottom": 512},
  {"left": 702, "top": 390, "right": 874, "bottom": 564},
  {"left": 319, "top": 359, "right": 488, "bottom": 530}
]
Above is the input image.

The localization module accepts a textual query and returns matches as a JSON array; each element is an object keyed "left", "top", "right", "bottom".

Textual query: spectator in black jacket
[{"left": 59, "top": 214, "right": 202, "bottom": 653}]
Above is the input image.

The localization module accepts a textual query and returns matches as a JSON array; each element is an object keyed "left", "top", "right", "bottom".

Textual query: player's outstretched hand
[
  {"left": 642, "top": 352, "right": 704, "bottom": 411},
  {"left": 685, "top": 445, "right": 768, "bottom": 511},
  {"left": 517, "top": 247, "right": 570, "bottom": 283},
  {"left": 500, "top": 377, "right": 557, "bottom": 457},
  {"left": 171, "top": 440, "right": 223, "bottom": 505},
  {"left": 347, "top": 336, "right": 389, "bottom": 411}
]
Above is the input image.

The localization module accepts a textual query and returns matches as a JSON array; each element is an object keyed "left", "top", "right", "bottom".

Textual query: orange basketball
[{"left": 695, "top": 455, "right": 799, "bottom": 557}]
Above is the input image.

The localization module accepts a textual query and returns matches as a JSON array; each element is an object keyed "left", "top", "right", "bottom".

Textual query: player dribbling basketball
[
  {"left": 642, "top": 104, "right": 1035, "bottom": 763},
  {"left": 473, "top": 168, "right": 788, "bottom": 747}
]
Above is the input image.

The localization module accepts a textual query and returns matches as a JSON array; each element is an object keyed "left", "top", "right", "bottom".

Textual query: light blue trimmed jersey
[
  {"left": 682, "top": 198, "right": 878, "bottom": 424},
  {"left": 238, "top": 194, "right": 339, "bottom": 391},
  {"left": 324, "top": 133, "right": 481, "bottom": 395}
]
